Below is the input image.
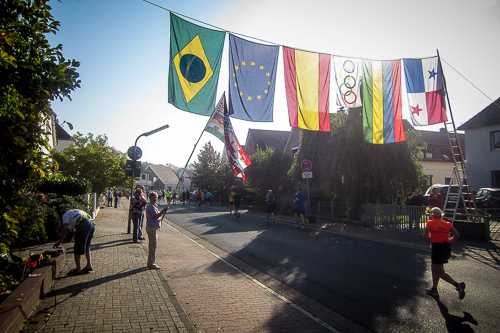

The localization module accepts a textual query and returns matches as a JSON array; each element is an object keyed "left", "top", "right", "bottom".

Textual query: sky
[{"left": 47, "top": 0, "right": 500, "bottom": 167}]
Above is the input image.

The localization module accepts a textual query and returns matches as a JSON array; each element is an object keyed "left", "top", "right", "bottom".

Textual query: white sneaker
[{"left": 148, "top": 264, "right": 161, "bottom": 270}]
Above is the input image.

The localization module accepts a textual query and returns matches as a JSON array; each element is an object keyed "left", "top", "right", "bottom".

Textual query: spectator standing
[
  {"left": 407, "top": 187, "right": 425, "bottom": 232},
  {"left": 145, "top": 192, "right": 169, "bottom": 269},
  {"left": 54, "top": 209, "right": 96, "bottom": 274},
  {"left": 266, "top": 190, "right": 276, "bottom": 223},
  {"left": 107, "top": 188, "right": 113, "bottom": 207},
  {"left": 172, "top": 191, "right": 177, "bottom": 205},
  {"left": 424, "top": 207, "right": 466, "bottom": 299},
  {"left": 185, "top": 190, "right": 190, "bottom": 205},
  {"left": 427, "top": 187, "right": 445, "bottom": 210},
  {"left": 117, "top": 190, "right": 123, "bottom": 208},
  {"left": 182, "top": 190, "right": 186, "bottom": 205},
  {"left": 129, "top": 189, "right": 148, "bottom": 243},
  {"left": 294, "top": 188, "right": 307, "bottom": 229}
]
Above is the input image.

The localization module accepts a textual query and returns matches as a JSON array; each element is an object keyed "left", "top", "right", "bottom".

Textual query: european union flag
[{"left": 228, "top": 34, "right": 279, "bottom": 122}]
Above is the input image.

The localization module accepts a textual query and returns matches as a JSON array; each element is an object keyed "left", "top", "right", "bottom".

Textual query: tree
[
  {"left": 290, "top": 108, "right": 426, "bottom": 204},
  {"left": 0, "top": 0, "right": 80, "bottom": 252},
  {"left": 245, "top": 147, "right": 293, "bottom": 197},
  {"left": 51, "top": 133, "right": 129, "bottom": 194},
  {"left": 191, "top": 141, "right": 235, "bottom": 195}
]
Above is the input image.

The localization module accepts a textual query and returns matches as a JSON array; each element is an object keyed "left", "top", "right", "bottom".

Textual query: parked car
[
  {"left": 424, "top": 184, "right": 473, "bottom": 207},
  {"left": 475, "top": 188, "right": 500, "bottom": 215}
]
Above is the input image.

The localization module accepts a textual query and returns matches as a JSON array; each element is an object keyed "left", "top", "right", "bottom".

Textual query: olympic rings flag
[{"left": 333, "top": 56, "right": 363, "bottom": 108}]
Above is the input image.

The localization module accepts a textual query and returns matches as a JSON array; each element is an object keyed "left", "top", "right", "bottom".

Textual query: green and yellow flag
[{"left": 168, "top": 13, "right": 226, "bottom": 116}]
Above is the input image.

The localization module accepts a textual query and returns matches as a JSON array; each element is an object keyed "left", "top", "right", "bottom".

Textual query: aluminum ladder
[{"left": 442, "top": 121, "right": 477, "bottom": 223}]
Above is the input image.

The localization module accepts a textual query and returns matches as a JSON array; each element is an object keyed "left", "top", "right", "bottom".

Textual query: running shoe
[
  {"left": 456, "top": 282, "right": 466, "bottom": 300},
  {"left": 425, "top": 288, "right": 439, "bottom": 297}
]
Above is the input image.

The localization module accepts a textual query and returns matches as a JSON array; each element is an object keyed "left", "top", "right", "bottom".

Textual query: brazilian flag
[{"left": 168, "top": 13, "right": 226, "bottom": 116}]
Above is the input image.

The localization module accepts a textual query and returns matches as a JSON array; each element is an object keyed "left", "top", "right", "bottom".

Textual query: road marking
[{"left": 166, "top": 223, "right": 341, "bottom": 333}]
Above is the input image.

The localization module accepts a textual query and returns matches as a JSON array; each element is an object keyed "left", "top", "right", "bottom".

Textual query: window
[
  {"left": 491, "top": 131, "right": 500, "bottom": 150},
  {"left": 493, "top": 170, "right": 500, "bottom": 187},
  {"left": 421, "top": 146, "right": 434, "bottom": 159}
]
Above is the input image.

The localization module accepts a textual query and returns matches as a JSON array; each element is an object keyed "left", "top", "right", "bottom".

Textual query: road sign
[
  {"left": 127, "top": 146, "right": 142, "bottom": 160},
  {"left": 301, "top": 159, "right": 312, "bottom": 172},
  {"left": 302, "top": 172, "right": 313, "bottom": 179}
]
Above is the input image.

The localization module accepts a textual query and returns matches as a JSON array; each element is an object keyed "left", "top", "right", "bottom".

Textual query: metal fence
[{"left": 364, "top": 204, "right": 427, "bottom": 231}]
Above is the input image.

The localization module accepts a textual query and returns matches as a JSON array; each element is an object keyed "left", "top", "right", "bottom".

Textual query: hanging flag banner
[
  {"left": 204, "top": 93, "right": 226, "bottom": 142},
  {"left": 333, "top": 56, "right": 363, "bottom": 108},
  {"left": 224, "top": 104, "right": 251, "bottom": 180},
  {"left": 403, "top": 57, "right": 448, "bottom": 126},
  {"left": 228, "top": 34, "right": 279, "bottom": 122},
  {"left": 361, "top": 59, "right": 405, "bottom": 144},
  {"left": 283, "top": 47, "right": 331, "bottom": 132},
  {"left": 168, "top": 13, "right": 226, "bottom": 116}
]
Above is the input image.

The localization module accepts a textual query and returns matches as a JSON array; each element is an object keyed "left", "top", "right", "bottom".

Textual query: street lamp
[{"left": 128, "top": 124, "right": 169, "bottom": 234}]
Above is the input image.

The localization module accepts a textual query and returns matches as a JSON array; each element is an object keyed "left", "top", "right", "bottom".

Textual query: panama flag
[
  {"left": 283, "top": 47, "right": 330, "bottom": 132},
  {"left": 403, "top": 57, "right": 447, "bottom": 126}
]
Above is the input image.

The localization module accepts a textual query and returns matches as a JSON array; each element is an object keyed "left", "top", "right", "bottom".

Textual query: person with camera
[{"left": 407, "top": 187, "right": 425, "bottom": 232}]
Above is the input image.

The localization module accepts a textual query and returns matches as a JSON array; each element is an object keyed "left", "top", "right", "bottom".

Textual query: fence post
[{"left": 331, "top": 201, "right": 334, "bottom": 218}]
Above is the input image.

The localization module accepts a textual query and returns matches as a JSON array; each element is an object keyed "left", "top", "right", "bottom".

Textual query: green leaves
[
  {"left": 51, "top": 133, "right": 128, "bottom": 194},
  {"left": 0, "top": 0, "right": 81, "bottom": 253}
]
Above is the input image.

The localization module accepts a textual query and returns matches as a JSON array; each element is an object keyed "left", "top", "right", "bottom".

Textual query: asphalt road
[{"left": 165, "top": 204, "right": 500, "bottom": 333}]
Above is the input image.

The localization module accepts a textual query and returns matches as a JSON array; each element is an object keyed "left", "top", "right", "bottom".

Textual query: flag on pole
[
  {"left": 224, "top": 106, "right": 251, "bottom": 180},
  {"left": 403, "top": 57, "right": 447, "bottom": 126},
  {"left": 361, "top": 59, "right": 405, "bottom": 144},
  {"left": 333, "top": 56, "right": 363, "bottom": 108},
  {"left": 204, "top": 93, "right": 226, "bottom": 142},
  {"left": 283, "top": 47, "right": 331, "bottom": 132},
  {"left": 228, "top": 34, "right": 279, "bottom": 122},
  {"left": 168, "top": 13, "right": 226, "bottom": 116}
]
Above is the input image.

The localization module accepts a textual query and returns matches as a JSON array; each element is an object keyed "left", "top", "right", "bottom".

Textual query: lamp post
[{"left": 128, "top": 124, "right": 169, "bottom": 234}]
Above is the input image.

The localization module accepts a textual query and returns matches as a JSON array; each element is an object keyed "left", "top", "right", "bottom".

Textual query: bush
[{"left": 10, "top": 178, "right": 91, "bottom": 249}]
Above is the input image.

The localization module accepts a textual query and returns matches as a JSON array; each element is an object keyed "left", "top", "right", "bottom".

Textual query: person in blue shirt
[{"left": 294, "top": 188, "right": 306, "bottom": 229}]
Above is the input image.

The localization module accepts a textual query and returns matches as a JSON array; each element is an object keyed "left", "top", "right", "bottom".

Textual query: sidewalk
[
  {"left": 20, "top": 199, "right": 498, "bottom": 333},
  {"left": 23, "top": 201, "right": 195, "bottom": 333}
]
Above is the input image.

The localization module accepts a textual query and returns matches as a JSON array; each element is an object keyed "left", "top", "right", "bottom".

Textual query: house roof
[
  {"left": 404, "top": 119, "right": 465, "bottom": 160},
  {"left": 457, "top": 97, "right": 500, "bottom": 130},
  {"left": 245, "top": 129, "right": 290, "bottom": 155},
  {"left": 145, "top": 165, "right": 179, "bottom": 184},
  {"left": 56, "top": 123, "right": 72, "bottom": 140},
  {"left": 283, "top": 127, "right": 300, "bottom": 154}
]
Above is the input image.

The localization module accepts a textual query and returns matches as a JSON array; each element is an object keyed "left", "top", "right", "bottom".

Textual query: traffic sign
[
  {"left": 127, "top": 146, "right": 142, "bottom": 160},
  {"left": 302, "top": 172, "right": 313, "bottom": 179},
  {"left": 301, "top": 159, "right": 312, "bottom": 172}
]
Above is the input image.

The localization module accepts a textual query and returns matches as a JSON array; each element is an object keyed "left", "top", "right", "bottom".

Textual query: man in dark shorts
[
  {"left": 294, "top": 188, "right": 306, "bottom": 229},
  {"left": 423, "top": 207, "right": 466, "bottom": 299},
  {"left": 233, "top": 191, "right": 242, "bottom": 218},
  {"left": 196, "top": 189, "right": 203, "bottom": 210},
  {"left": 266, "top": 190, "right": 275, "bottom": 223}
]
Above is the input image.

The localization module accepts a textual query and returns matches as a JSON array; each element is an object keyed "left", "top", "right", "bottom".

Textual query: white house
[{"left": 457, "top": 97, "right": 500, "bottom": 189}]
